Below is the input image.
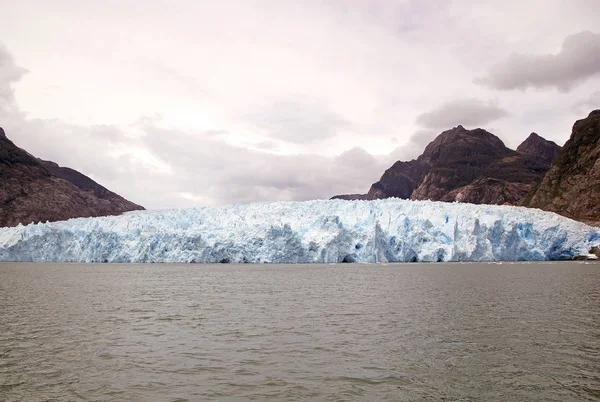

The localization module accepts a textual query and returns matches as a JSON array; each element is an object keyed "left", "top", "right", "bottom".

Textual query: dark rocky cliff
[
  {"left": 0, "top": 128, "right": 144, "bottom": 227},
  {"left": 524, "top": 110, "right": 600, "bottom": 226},
  {"left": 333, "top": 125, "right": 556, "bottom": 206}
]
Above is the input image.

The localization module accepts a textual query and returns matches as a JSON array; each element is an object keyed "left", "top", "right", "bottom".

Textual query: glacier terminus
[{"left": 0, "top": 199, "right": 598, "bottom": 263}]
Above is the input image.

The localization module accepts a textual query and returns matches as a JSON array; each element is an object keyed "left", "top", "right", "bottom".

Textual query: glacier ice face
[{"left": 0, "top": 199, "right": 598, "bottom": 263}]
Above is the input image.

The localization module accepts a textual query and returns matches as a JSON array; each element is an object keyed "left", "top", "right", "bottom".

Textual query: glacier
[{"left": 0, "top": 199, "right": 599, "bottom": 263}]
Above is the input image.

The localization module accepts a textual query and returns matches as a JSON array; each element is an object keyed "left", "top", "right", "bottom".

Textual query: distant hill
[
  {"left": 524, "top": 110, "right": 600, "bottom": 226},
  {"left": 332, "top": 125, "right": 561, "bottom": 206},
  {"left": 0, "top": 127, "right": 144, "bottom": 227}
]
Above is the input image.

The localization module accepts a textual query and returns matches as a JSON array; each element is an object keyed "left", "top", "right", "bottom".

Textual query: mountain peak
[
  {"left": 0, "top": 127, "right": 6, "bottom": 138},
  {"left": 516, "top": 132, "right": 561, "bottom": 165},
  {"left": 420, "top": 125, "right": 508, "bottom": 163}
]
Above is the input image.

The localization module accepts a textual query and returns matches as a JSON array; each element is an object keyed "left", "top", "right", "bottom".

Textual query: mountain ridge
[{"left": 333, "top": 125, "right": 561, "bottom": 207}]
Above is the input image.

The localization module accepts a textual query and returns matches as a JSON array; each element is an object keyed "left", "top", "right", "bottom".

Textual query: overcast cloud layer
[
  {"left": 477, "top": 31, "right": 600, "bottom": 92},
  {"left": 416, "top": 99, "right": 508, "bottom": 129},
  {"left": 1, "top": 0, "right": 599, "bottom": 209}
]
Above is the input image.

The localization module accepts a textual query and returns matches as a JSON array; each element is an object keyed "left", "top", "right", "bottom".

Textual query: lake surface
[{"left": 1, "top": 262, "right": 599, "bottom": 401}]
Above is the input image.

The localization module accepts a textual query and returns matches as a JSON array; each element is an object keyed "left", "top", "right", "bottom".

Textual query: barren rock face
[
  {"left": 0, "top": 128, "right": 144, "bottom": 227},
  {"left": 524, "top": 110, "right": 600, "bottom": 226}
]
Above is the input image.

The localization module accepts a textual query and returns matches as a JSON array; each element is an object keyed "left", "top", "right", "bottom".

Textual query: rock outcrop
[
  {"left": 333, "top": 125, "right": 555, "bottom": 206},
  {"left": 0, "top": 128, "right": 144, "bottom": 227},
  {"left": 524, "top": 110, "right": 600, "bottom": 226}
]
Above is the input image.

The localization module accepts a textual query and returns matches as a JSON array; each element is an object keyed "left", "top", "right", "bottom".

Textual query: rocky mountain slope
[
  {"left": 524, "top": 110, "right": 600, "bottom": 226},
  {"left": 0, "top": 127, "right": 144, "bottom": 227},
  {"left": 332, "top": 125, "right": 561, "bottom": 206}
]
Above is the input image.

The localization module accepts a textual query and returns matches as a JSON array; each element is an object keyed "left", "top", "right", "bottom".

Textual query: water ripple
[{"left": 0, "top": 262, "right": 599, "bottom": 401}]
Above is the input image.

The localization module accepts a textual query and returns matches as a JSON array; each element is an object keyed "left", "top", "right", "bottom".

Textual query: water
[{"left": 1, "top": 262, "right": 599, "bottom": 401}]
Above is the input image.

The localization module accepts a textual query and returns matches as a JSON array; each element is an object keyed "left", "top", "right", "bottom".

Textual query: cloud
[
  {"left": 135, "top": 127, "right": 387, "bottom": 206},
  {"left": 2, "top": 2, "right": 599, "bottom": 208},
  {"left": 416, "top": 99, "right": 508, "bottom": 129},
  {"left": 476, "top": 31, "right": 600, "bottom": 92},
  {"left": 247, "top": 99, "right": 352, "bottom": 143},
  {"left": 253, "top": 141, "right": 280, "bottom": 151},
  {"left": 0, "top": 43, "right": 28, "bottom": 113},
  {"left": 571, "top": 91, "right": 600, "bottom": 114},
  {"left": 386, "top": 129, "right": 439, "bottom": 162}
]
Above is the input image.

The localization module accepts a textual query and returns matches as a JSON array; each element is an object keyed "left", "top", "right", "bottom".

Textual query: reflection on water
[{"left": 1, "top": 262, "right": 599, "bottom": 401}]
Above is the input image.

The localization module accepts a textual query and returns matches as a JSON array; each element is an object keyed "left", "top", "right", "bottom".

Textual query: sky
[{"left": 1, "top": 0, "right": 599, "bottom": 209}]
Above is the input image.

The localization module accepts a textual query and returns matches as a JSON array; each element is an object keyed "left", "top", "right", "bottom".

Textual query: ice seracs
[{"left": 0, "top": 199, "right": 598, "bottom": 263}]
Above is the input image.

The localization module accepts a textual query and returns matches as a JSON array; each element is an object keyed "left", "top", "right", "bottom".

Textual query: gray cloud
[
  {"left": 416, "top": 99, "right": 508, "bottom": 129},
  {"left": 387, "top": 129, "right": 439, "bottom": 162},
  {"left": 138, "top": 127, "right": 386, "bottom": 205},
  {"left": 84, "top": 127, "right": 378, "bottom": 207},
  {"left": 476, "top": 31, "right": 600, "bottom": 92},
  {"left": 571, "top": 91, "right": 600, "bottom": 114},
  {"left": 0, "top": 43, "right": 28, "bottom": 113},
  {"left": 247, "top": 99, "right": 352, "bottom": 143}
]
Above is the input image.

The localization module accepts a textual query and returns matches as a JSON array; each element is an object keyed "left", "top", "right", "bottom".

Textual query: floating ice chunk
[{"left": 0, "top": 199, "right": 598, "bottom": 263}]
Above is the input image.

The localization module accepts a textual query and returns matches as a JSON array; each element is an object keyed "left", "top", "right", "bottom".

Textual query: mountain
[
  {"left": 0, "top": 127, "right": 144, "bottom": 227},
  {"left": 332, "top": 125, "right": 560, "bottom": 206},
  {"left": 516, "top": 132, "right": 562, "bottom": 165},
  {"left": 524, "top": 110, "right": 600, "bottom": 226}
]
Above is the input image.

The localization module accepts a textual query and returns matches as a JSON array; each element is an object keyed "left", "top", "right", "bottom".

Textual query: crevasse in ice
[{"left": 0, "top": 199, "right": 598, "bottom": 263}]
